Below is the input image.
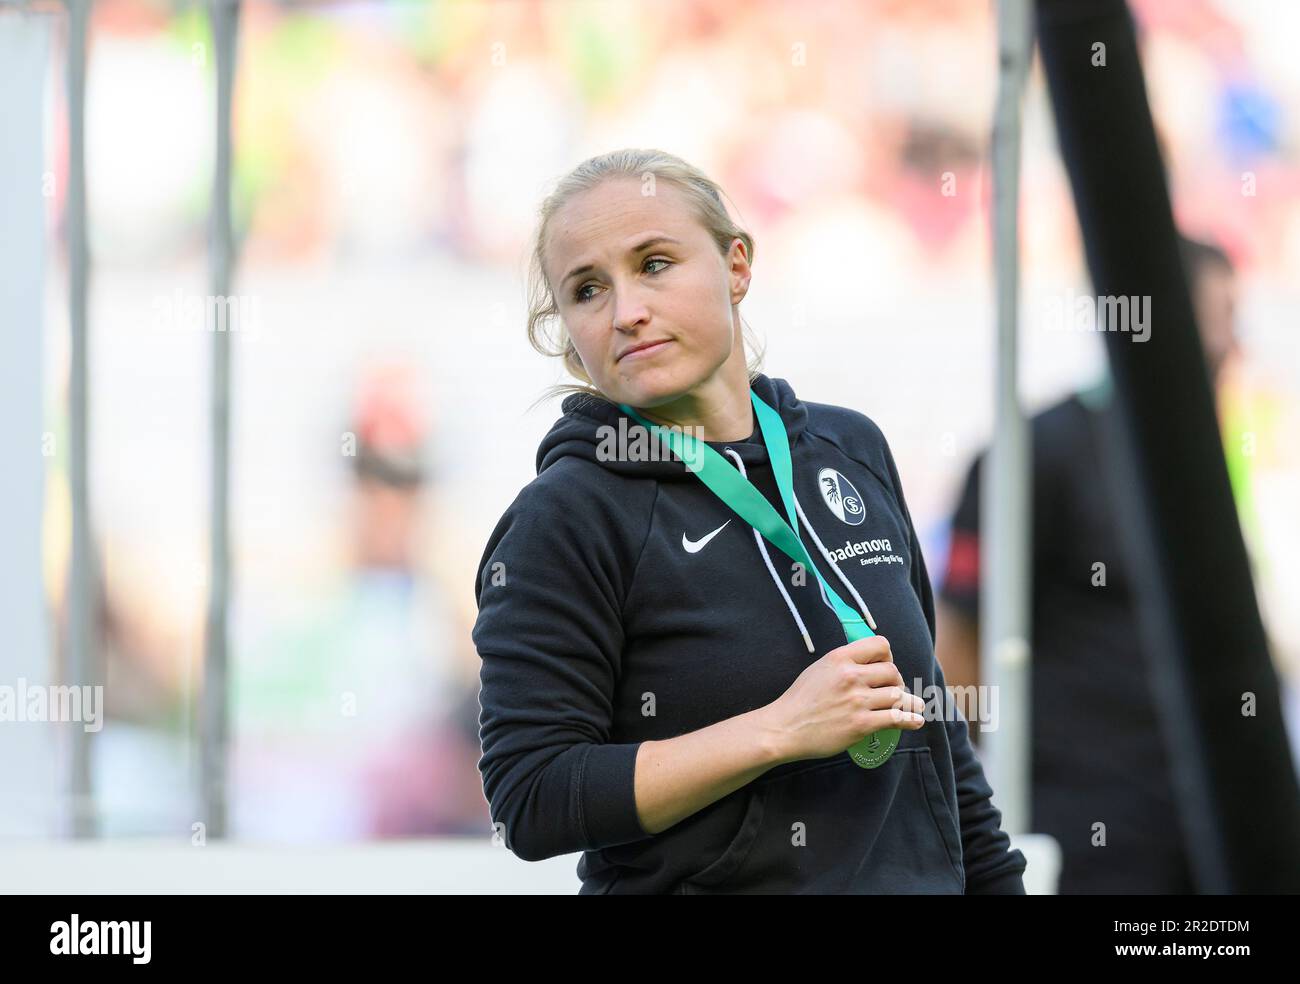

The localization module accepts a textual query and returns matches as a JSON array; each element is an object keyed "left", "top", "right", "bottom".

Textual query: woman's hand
[{"left": 760, "top": 636, "right": 926, "bottom": 765}]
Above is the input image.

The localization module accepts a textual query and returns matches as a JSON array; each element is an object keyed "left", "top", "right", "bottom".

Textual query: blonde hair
[{"left": 526, "top": 148, "right": 765, "bottom": 409}]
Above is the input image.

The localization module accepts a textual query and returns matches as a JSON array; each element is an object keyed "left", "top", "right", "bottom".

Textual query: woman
[{"left": 472, "top": 148, "right": 1027, "bottom": 894}]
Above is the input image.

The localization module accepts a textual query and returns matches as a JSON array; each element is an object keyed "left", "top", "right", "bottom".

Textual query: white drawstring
[
  {"left": 722, "top": 448, "right": 879, "bottom": 650},
  {"left": 792, "top": 490, "right": 878, "bottom": 631},
  {"left": 723, "top": 448, "right": 816, "bottom": 654}
]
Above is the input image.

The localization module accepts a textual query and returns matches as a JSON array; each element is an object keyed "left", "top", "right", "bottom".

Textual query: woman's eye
[{"left": 573, "top": 258, "right": 670, "bottom": 304}]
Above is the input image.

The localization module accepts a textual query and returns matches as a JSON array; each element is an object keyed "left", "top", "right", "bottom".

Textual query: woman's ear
[
  {"left": 733, "top": 270, "right": 752, "bottom": 302},
  {"left": 728, "top": 239, "right": 752, "bottom": 304}
]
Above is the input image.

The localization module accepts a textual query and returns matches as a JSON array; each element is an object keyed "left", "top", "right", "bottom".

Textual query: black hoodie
[{"left": 472, "top": 372, "right": 1028, "bottom": 894}]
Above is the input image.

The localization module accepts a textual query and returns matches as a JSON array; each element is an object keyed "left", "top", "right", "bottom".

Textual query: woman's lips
[{"left": 619, "top": 339, "right": 673, "bottom": 362}]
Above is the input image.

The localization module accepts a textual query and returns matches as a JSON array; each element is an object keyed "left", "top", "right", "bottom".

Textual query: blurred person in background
[
  {"left": 233, "top": 365, "right": 487, "bottom": 840},
  {"left": 934, "top": 235, "right": 1243, "bottom": 894}
]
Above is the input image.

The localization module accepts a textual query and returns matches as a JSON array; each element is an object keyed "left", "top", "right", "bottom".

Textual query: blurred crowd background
[{"left": 13, "top": 0, "right": 1300, "bottom": 842}]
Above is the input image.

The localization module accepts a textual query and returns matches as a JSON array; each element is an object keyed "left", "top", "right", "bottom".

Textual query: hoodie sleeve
[
  {"left": 876, "top": 428, "right": 1029, "bottom": 895},
  {"left": 472, "top": 467, "right": 654, "bottom": 862}
]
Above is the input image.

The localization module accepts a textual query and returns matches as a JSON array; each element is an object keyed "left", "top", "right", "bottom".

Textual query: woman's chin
[
  {"left": 618, "top": 381, "right": 689, "bottom": 410},
  {"left": 613, "top": 363, "right": 712, "bottom": 408}
]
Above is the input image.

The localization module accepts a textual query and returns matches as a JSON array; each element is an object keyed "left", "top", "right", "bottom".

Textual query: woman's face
[{"left": 544, "top": 177, "right": 751, "bottom": 409}]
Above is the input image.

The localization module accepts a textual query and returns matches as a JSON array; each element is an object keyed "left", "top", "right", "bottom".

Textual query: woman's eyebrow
[{"left": 562, "top": 236, "right": 683, "bottom": 287}]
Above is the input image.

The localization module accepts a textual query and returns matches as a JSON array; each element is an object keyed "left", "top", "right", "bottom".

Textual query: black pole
[{"left": 1036, "top": 0, "right": 1300, "bottom": 893}]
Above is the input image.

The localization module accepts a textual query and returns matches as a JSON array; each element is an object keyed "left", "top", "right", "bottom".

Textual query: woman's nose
[{"left": 611, "top": 285, "right": 651, "bottom": 333}]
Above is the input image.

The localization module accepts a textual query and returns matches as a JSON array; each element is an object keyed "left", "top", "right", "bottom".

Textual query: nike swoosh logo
[{"left": 682, "top": 520, "right": 731, "bottom": 554}]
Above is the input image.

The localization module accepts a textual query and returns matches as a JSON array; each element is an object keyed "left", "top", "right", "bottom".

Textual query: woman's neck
[{"left": 635, "top": 367, "right": 754, "bottom": 443}]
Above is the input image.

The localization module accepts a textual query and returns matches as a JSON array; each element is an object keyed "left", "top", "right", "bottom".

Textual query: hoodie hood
[{"left": 535, "top": 372, "right": 809, "bottom": 478}]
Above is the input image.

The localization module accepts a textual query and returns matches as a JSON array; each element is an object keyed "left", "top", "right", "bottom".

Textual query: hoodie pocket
[
  {"left": 679, "top": 747, "right": 964, "bottom": 894},
  {"left": 915, "top": 747, "right": 965, "bottom": 886},
  {"left": 676, "top": 787, "right": 767, "bottom": 893}
]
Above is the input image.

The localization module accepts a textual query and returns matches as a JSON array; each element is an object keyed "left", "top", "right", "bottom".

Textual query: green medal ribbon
[{"left": 619, "top": 389, "right": 899, "bottom": 769}]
